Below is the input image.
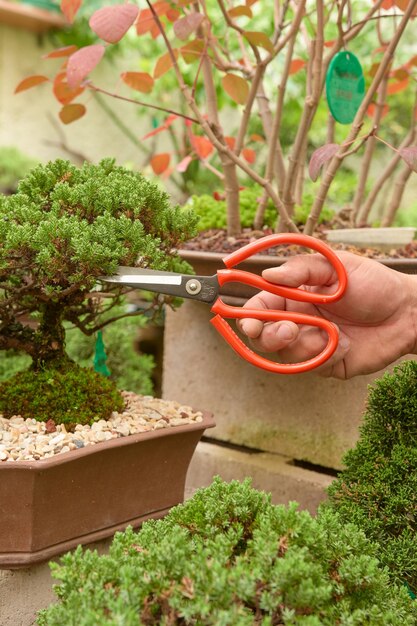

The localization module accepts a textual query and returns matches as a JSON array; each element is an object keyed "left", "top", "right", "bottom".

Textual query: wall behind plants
[{"left": 0, "top": 23, "right": 154, "bottom": 172}]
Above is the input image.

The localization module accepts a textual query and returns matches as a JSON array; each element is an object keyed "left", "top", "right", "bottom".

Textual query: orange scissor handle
[
  {"left": 209, "top": 233, "right": 348, "bottom": 374},
  {"left": 222, "top": 233, "right": 347, "bottom": 303}
]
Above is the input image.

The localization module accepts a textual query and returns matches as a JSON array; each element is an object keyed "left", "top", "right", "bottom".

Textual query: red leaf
[
  {"left": 60, "top": 0, "right": 82, "bottom": 23},
  {"left": 399, "top": 147, "right": 417, "bottom": 172},
  {"left": 392, "top": 67, "right": 409, "bottom": 80},
  {"left": 121, "top": 72, "right": 154, "bottom": 93},
  {"left": 192, "top": 135, "right": 214, "bottom": 159},
  {"left": 250, "top": 133, "right": 265, "bottom": 142},
  {"left": 53, "top": 71, "right": 84, "bottom": 104},
  {"left": 136, "top": 2, "right": 171, "bottom": 35},
  {"left": 213, "top": 191, "right": 225, "bottom": 201},
  {"left": 289, "top": 59, "right": 306, "bottom": 75},
  {"left": 152, "top": 1, "right": 171, "bottom": 14},
  {"left": 225, "top": 136, "right": 236, "bottom": 149},
  {"left": 406, "top": 54, "right": 417, "bottom": 68},
  {"left": 176, "top": 155, "right": 193, "bottom": 173},
  {"left": 228, "top": 5, "right": 252, "bottom": 17},
  {"left": 67, "top": 44, "right": 105, "bottom": 88},
  {"left": 15, "top": 75, "right": 49, "bottom": 93},
  {"left": 166, "top": 7, "right": 180, "bottom": 21},
  {"left": 180, "top": 39, "right": 204, "bottom": 63},
  {"left": 394, "top": 0, "right": 417, "bottom": 16},
  {"left": 308, "top": 143, "right": 339, "bottom": 182},
  {"left": 372, "top": 45, "right": 389, "bottom": 56},
  {"left": 173, "top": 12, "right": 204, "bottom": 40},
  {"left": 89, "top": 4, "right": 139, "bottom": 44},
  {"left": 142, "top": 114, "right": 178, "bottom": 140},
  {"left": 59, "top": 103, "right": 86, "bottom": 124},
  {"left": 243, "top": 31, "right": 274, "bottom": 53},
  {"left": 242, "top": 148, "right": 256, "bottom": 163},
  {"left": 43, "top": 45, "right": 78, "bottom": 59},
  {"left": 367, "top": 103, "right": 389, "bottom": 118},
  {"left": 368, "top": 62, "right": 380, "bottom": 78},
  {"left": 136, "top": 8, "right": 154, "bottom": 34},
  {"left": 154, "top": 50, "right": 178, "bottom": 78},
  {"left": 222, "top": 74, "right": 249, "bottom": 105},
  {"left": 151, "top": 153, "right": 171, "bottom": 174},
  {"left": 387, "top": 77, "right": 409, "bottom": 95}
]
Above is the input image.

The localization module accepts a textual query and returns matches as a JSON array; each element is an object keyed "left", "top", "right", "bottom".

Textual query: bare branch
[{"left": 304, "top": 0, "right": 417, "bottom": 236}]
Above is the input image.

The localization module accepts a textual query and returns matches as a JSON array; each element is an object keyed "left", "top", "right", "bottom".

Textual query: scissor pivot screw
[{"left": 185, "top": 279, "right": 202, "bottom": 296}]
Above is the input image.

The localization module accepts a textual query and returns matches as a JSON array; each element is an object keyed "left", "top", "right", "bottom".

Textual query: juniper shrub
[
  {"left": 37, "top": 477, "right": 417, "bottom": 626},
  {"left": 0, "top": 158, "right": 197, "bottom": 425},
  {"left": 327, "top": 360, "right": 417, "bottom": 594}
]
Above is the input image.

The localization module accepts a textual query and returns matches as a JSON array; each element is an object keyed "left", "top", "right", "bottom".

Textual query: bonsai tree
[
  {"left": 16, "top": 0, "right": 417, "bottom": 235},
  {"left": 327, "top": 360, "right": 417, "bottom": 595},
  {"left": 0, "top": 158, "right": 197, "bottom": 426},
  {"left": 37, "top": 477, "right": 417, "bottom": 625}
]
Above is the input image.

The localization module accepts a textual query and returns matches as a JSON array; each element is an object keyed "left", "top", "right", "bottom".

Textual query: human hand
[{"left": 238, "top": 251, "right": 417, "bottom": 379}]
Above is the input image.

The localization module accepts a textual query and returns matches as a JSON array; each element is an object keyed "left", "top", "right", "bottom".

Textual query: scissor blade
[{"left": 100, "top": 267, "right": 219, "bottom": 304}]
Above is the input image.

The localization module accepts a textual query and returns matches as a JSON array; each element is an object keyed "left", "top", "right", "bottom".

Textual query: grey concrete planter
[{"left": 162, "top": 250, "right": 416, "bottom": 505}]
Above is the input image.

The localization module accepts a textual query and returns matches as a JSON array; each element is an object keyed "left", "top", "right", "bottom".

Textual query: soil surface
[{"left": 181, "top": 227, "right": 417, "bottom": 260}]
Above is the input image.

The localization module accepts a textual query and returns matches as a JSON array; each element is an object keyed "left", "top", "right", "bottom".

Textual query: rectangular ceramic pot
[{"left": 0, "top": 411, "right": 214, "bottom": 568}]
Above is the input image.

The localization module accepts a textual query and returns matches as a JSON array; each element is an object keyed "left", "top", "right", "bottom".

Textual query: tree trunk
[
  {"left": 381, "top": 163, "right": 413, "bottom": 227},
  {"left": 32, "top": 302, "right": 70, "bottom": 371}
]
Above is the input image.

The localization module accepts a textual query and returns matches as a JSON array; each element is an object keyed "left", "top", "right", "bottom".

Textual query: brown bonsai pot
[{"left": 0, "top": 411, "right": 214, "bottom": 568}]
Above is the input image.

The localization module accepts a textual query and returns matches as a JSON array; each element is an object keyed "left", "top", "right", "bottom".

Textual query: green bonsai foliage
[
  {"left": 37, "top": 478, "right": 416, "bottom": 626},
  {"left": 0, "top": 158, "right": 197, "bottom": 425},
  {"left": 0, "top": 366, "right": 124, "bottom": 427},
  {"left": 327, "top": 360, "right": 417, "bottom": 594}
]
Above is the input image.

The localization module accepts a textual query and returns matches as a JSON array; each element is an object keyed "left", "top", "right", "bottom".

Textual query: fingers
[
  {"left": 241, "top": 320, "right": 300, "bottom": 351},
  {"left": 262, "top": 254, "right": 338, "bottom": 291},
  {"left": 237, "top": 291, "right": 288, "bottom": 339}
]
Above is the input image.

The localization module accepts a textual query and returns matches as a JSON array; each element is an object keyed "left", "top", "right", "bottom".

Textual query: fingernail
[
  {"left": 277, "top": 324, "right": 294, "bottom": 341},
  {"left": 240, "top": 322, "right": 249, "bottom": 335}
]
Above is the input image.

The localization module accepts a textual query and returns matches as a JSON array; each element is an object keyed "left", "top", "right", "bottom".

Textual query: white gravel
[{"left": 0, "top": 391, "right": 204, "bottom": 462}]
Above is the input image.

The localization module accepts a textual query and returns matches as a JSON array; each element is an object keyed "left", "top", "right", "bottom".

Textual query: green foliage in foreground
[
  {"left": 0, "top": 363, "right": 124, "bottom": 427},
  {"left": 328, "top": 360, "right": 417, "bottom": 594},
  {"left": 37, "top": 477, "right": 416, "bottom": 626}
]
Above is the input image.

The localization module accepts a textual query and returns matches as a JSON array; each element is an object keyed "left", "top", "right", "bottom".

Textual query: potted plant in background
[
  {"left": 0, "top": 157, "right": 214, "bottom": 568},
  {"left": 0, "top": 146, "right": 37, "bottom": 195},
  {"left": 36, "top": 476, "right": 417, "bottom": 625},
  {"left": 16, "top": 0, "right": 417, "bottom": 238}
]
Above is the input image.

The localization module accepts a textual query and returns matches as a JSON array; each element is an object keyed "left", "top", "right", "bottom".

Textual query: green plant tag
[
  {"left": 404, "top": 581, "right": 416, "bottom": 600},
  {"left": 326, "top": 51, "right": 365, "bottom": 124},
  {"left": 93, "top": 330, "right": 111, "bottom": 377}
]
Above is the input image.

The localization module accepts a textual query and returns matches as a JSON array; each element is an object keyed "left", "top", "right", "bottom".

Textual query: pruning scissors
[{"left": 100, "top": 234, "right": 347, "bottom": 374}]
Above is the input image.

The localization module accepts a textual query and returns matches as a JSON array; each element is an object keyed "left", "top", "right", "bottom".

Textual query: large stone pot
[{"left": 163, "top": 250, "right": 417, "bottom": 508}]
